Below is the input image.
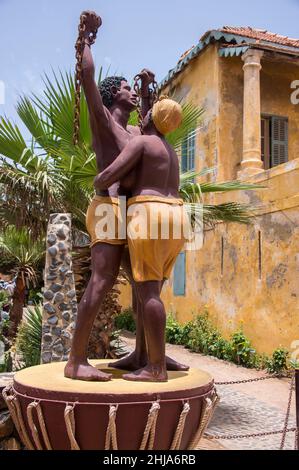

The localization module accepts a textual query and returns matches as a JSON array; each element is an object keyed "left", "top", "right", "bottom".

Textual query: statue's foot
[
  {"left": 165, "top": 355, "right": 189, "bottom": 371},
  {"left": 64, "top": 360, "right": 112, "bottom": 381},
  {"left": 108, "top": 351, "right": 146, "bottom": 371},
  {"left": 122, "top": 365, "right": 168, "bottom": 382},
  {"left": 109, "top": 352, "right": 189, "bottom": 372}
]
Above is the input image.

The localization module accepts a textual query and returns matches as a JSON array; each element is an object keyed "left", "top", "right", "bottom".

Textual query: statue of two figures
[{"left": 65, "top": 11, "right": 192, "bottom": 383}]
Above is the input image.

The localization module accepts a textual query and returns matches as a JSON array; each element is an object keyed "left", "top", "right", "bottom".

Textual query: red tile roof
[
  {"left": 178, "top": 46, "right": 195, "bottom": 62},
  {"left": 163, "top": 26, "right": 299, "bottom": 88},
  {"left": 219, "top": 26, "right": 299, "bottom": 49}
]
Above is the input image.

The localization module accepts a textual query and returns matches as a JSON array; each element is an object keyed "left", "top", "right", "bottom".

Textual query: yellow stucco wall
[
  {"left": 119, "top": 45, "right": 299, "bottom": 356},
  {"left": 164, "top": 44, "right": 221, "bottom": 175}
]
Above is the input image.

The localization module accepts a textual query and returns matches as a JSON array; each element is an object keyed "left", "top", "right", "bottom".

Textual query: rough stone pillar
[
  {"left": 238, "top": 49, "right": 264, "bottom": 179},
  {"left": 41, "top": 214, "right": 77, "bottom": 364}
]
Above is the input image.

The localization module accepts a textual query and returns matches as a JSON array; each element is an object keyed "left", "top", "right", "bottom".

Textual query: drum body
[{"left": 5, "top": 360, "right": 217, "bottom": 450}]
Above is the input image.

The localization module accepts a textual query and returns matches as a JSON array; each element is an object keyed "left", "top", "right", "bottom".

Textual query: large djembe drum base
[{"left": 3, "top": 360, "right": 218, "bottom": 450}]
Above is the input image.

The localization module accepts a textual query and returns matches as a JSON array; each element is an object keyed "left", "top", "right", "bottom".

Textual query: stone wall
[{"left": 41, "top": 214, "right": 78, "bottom": 363}]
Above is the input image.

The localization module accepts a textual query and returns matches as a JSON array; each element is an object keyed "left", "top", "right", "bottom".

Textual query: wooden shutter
[
  {"left": 173, "top": 252, "right": 186, "bottom": 296},
  {"left": 271, "top": 117, "right": 288, "bottom": 167},
  {"left": 181, "top": 139, "right": 188, "bottom": 173}
]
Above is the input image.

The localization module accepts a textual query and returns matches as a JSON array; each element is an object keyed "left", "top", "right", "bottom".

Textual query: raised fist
[
  {"left": 80, "top": 10, "right": 102, "bottom": 35},
  {"left": 138, "top": 69, "right": 156, "bottom": 88}
]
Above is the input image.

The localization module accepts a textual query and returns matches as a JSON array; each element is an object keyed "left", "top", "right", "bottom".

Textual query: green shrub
[
  {"left": 266, "top": 348, "right": 289, "bottom": 374},
  {"left": 186, "top": 311, "right": 230, "bottom": 359},
  {"left": 15, "top": 305, "right": 42, "bottom": 368},
  {"left": 165, "top": 310, "right": 265, "bottom": 369},
  {"left": 115, "top": 308, "right": 136, "bottom": 333},
  {"left": 230, "top": 330, "right": 257, "bottom": 367}
]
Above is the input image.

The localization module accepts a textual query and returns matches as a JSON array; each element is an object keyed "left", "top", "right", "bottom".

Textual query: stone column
[
  {"left": 238, "top": 49, "right": 264, "bottom": 179},
  {"left": 41, "top": 214, "right": 77, "bottom": 364}
]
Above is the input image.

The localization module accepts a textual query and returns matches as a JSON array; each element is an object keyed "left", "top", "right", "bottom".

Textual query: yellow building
[{"left": 120, "top": 27, "right": 299, "bottom": 355}]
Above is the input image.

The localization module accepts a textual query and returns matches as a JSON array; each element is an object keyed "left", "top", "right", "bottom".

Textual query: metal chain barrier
[
  {"left": 280, "top": 373, "right": 296, "bottom": 450},
  {"left": 205, "top": 428, "right": 297, "bottom": 440},
  {"left": 207, "top": 370, "right": 298, "bottom": 450},
  {"left": 215, "top": 374, "right": 280, "bottom": 386}
]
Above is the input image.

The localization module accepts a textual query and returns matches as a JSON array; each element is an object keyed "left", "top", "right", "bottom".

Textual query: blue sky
[{"left": 0, "top": 0, "right": 299, "bottom": 134}]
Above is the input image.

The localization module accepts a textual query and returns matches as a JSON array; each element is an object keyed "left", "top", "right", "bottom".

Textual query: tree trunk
[{"left": 8, "top": 275, "right": 25, "bottom": 338}]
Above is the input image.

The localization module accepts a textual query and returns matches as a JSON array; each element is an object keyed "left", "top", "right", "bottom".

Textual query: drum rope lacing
[{"left": 2, "top": 384, "right": 218, "bottom": 450}]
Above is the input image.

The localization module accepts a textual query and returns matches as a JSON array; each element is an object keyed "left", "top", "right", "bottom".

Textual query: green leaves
[
  {"left": 200, "top": 180, "right": 265, "bottom": 194},
  {"left": 33, "top": 71, "right": 92, "bottom": 147},
  {"left": 0, "top": 226, "right": 44, "bottom": 266},
  {"left": 0, "top": 116, "right": 28, "bottom": 161},
  {"left": 166, "top": 102, "right": 204, "bottom": 149},
  {"left": 179, "top": 168, "right": 260, "bottom": 225},
  {"left": 15, "top": 305, "right": 42, "bottom": 368}
]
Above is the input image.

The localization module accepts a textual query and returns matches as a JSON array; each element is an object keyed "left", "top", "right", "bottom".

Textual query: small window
[
  {"left": 261, "top": 116, "right": 288, "bottom": 169},
  {"left": 173, "top": 252, "right": 186, "bottom": 296},
  {"left": 181, "top": 131, "right": 196, "bottom": 173}
]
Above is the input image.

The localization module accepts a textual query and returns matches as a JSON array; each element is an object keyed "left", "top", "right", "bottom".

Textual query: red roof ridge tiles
[{"left": 219, "top": 26, "right": 299, "bottom": 49}]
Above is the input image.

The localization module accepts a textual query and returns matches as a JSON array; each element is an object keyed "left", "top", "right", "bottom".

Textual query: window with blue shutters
[
  {"left": 181, "top": 131, "right": 196, "bottom": 173},
  {"left": 173, "top": 252, "right": 186, "bottom": 296}
]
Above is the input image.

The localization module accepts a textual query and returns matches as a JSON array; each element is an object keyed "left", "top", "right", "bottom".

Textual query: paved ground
[{"left": 121, "top": 332, "right": 297, "bottom": 451}]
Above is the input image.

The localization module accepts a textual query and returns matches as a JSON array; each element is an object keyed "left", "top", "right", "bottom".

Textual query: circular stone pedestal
[{"left": 8, "top": 360, "right": 216, "bottom": 450}]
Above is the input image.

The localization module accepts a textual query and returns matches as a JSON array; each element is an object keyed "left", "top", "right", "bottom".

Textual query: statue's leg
[
  {"left": 123, "top": 280, "right": 168, "bottom": 382},
  {"left": 109, "top": 284, "right": 147, "bottom": 370},
  {"left": 64, "top": 243, "right": 124, "bottom": 381},
  {"left": 110, "top": 247, "right": 189, "bottom": 371}
]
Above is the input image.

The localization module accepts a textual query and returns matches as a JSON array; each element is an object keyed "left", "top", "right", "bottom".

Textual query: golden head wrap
[{"left": 152, "top": 95, "right": 183, "bottom": 135}]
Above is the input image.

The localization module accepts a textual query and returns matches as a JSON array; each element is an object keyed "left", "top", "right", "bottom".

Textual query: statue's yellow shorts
[
  {"left": 127, "top": 195, "right": 188, "bottom": 282},
  {"left": 86, "top": 196, "right": 127, "bottom": 247}
]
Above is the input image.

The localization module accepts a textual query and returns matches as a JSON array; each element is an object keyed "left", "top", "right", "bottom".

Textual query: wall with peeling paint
[
  {"left": 119, "top": 45, "right": 299, "bottom": 355},
  {"left": 218, "top": 55, "right": 299, "bottom": 181}
]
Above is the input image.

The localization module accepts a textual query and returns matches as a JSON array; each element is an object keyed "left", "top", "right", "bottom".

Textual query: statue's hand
[
  {"left": 138, "top": 69, "right": 156, "bottom": 89},
  {"left": 80, "top": 10, "right": 102, "bottom": 36}
]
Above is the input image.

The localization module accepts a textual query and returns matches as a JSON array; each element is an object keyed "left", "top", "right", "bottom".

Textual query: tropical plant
[
  {"left": 15, "top": 305, "right": 42, "bottom": 368},
  {"left": 0, "top": 227, "right": 44, "bottom": 337}
]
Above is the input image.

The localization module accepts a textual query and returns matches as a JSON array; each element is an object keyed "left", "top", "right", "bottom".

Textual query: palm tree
[
  {"left": 0, "top": 70, "right": 260, "bottom": 354},
  {"left": 0, "top": 227, "right": 44, "bottom": 337}
]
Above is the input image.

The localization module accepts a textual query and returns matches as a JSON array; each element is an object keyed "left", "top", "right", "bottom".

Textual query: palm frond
[
  {"left": 200, "top": 180, "right": 266, "bottom": 194},
  {"left": 203, "top": 203, "right": 256, "bottom": 226},
  {"left": 0, "top": 226, "right": 44, "bottom": 265},
  {"left": 15, "top": 305, "right": 42, "bottom": 368},
  {"left": 0, "top": 116, "right": 28, "bottom": 161},
  {"left": 33, "top": 70, "right": 92, "bottom": 147},
  {"left": 17, "top": 96, "right": 54, "bottom": 152},
  {"left": 166, "top": 103, "right": 204, "bottom": 149}
]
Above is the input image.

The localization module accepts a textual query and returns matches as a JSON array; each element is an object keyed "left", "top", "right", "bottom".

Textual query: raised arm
[
  {"left": 94, "top": 137, "right": 144, "bottom": 189},
  {"left": 79, "top": 11, "right": 108, "bottom": 125}
]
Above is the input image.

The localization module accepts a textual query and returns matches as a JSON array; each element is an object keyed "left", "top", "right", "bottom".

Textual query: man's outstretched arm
[
  {"left": 95, "top": 137, "right": 144, "bottom": 189},
  {"left": 80, "top": 12, "right": 108, "bottom": 125}
]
